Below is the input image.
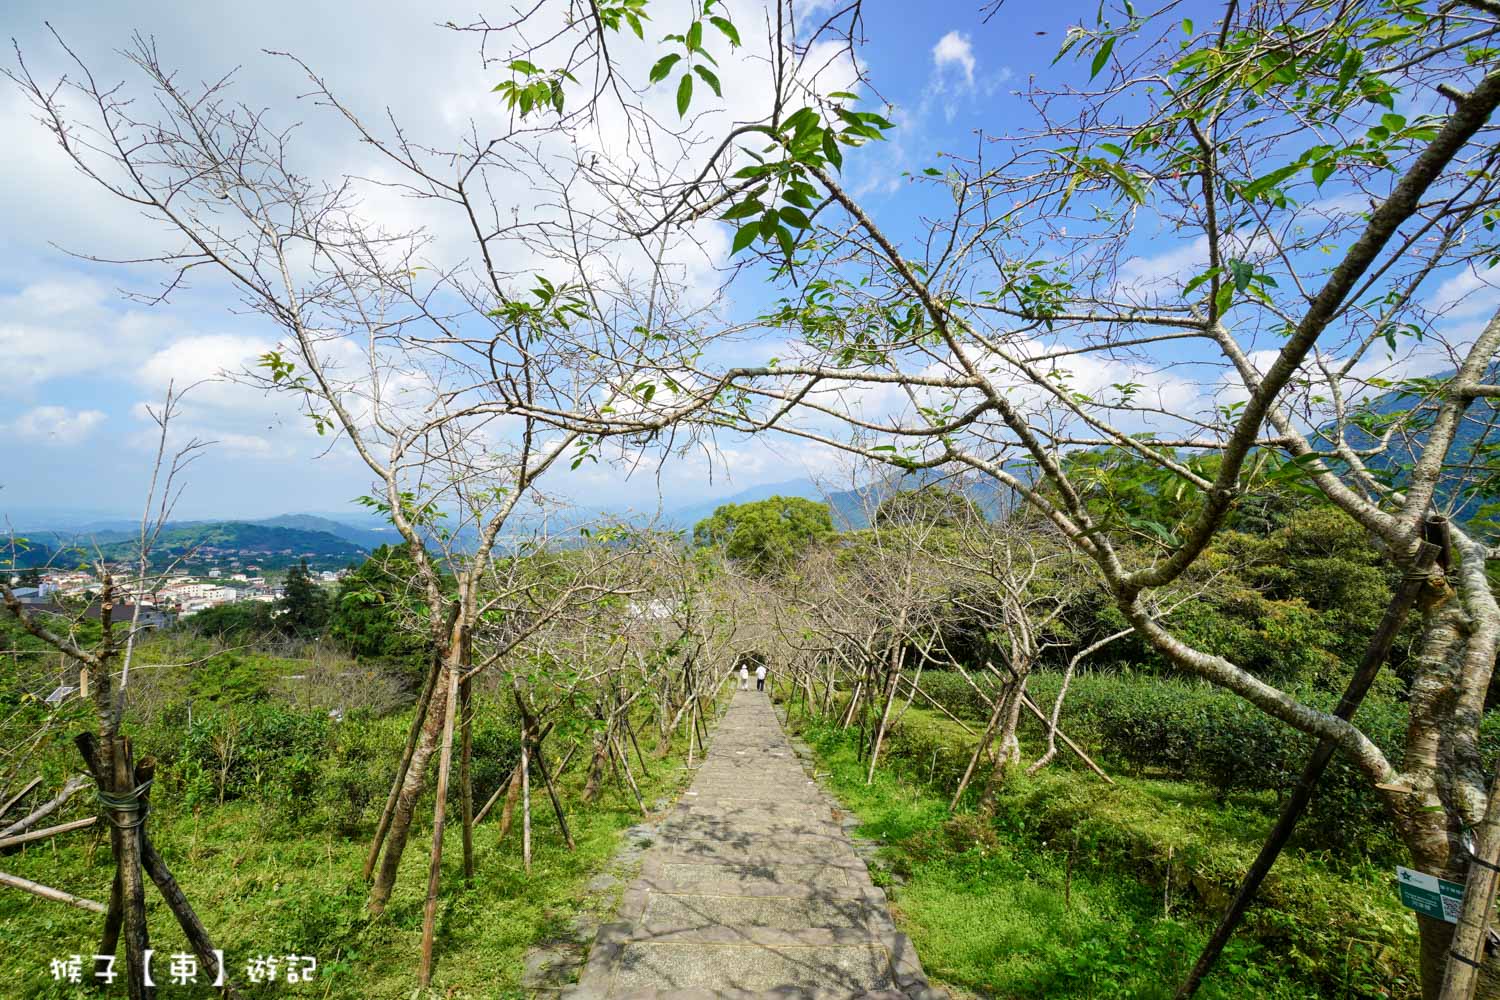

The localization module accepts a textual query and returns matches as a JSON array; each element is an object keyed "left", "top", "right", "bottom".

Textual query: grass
[
  {"left": 0, "top": 705, "right": 708, "bottom": 999},
  {"left": 787, "top": 703, "right": 1419, "bottom": 1000}
]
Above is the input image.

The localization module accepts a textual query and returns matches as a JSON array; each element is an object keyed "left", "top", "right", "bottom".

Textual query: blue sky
[
  {"left": 10, "top": 0, "right": 1486, "bottom": 528},
  {"left": 1, "top": 0, "right": 1108, "bottom": 522}
]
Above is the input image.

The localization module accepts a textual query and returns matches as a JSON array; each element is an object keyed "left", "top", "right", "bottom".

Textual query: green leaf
[
  {"left": 693, "top": 64, "right": 722, "bottom": 97},
  {"left": 822, "top": 131, "right": 843, "bottom": 170},
  {"left": 776, "top": 225, "right": 795, "bottom": 261},
  {"left": 709, "top": 16, "right": 740, "bottom": 47},
  {"left": 721, "top": 198, "right": 763, "bottom": 221},
  {"left": 1181, "top": 18, "right": 1193, "bottom": 34},
  {"left": 1214, "top": 283, "right": 1234, "bottom": 316},
  {"left": 676, "top": 72, "right": 693, "bottom": 116},
  {"left": 779, "top": 205, "right": 810, "bottom": 228},
  {"left": 687, "top": 21, "right": 703, "bottom": 53},
  {"left": 509, "top": 59, "right": 540, "bottom": 75},
  {"left": 649, "top": 53, "right": 681, "bottom": 83},
  {"left": 1183, "top": 268, "right": 1217, "bottom": 296},
  {"left": 1311, "top": 159, "right": 1335, "bottom": 187},
  {"left": 1242, "top": 162, "right": 1299, "bottom": 201},
  {"left": 1228, "top": 258, "right": 1254, "bottom": 293},
  {"left": 731, "top": 222, "right": 759, "bottom": 253},
  {"left": 1090, "top": 36, "right": 1116, "bottom": 80}
]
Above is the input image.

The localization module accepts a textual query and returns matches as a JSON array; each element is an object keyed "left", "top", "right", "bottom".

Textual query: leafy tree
[
  {"left": 327, "top": 546, "right": 435, "bottom": 669},
  {"left": 277, "top": 559, "right": 331, "bottom": 638},
  {"left": 184, "top": 601, "right": 274, "bottom": 641},
  {"left": 692, "top": 496, "right": 834, "bottom": 572}
]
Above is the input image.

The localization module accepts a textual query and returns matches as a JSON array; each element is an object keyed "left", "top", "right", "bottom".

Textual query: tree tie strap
[
  {"left": 1449, "top": 949, "right": 1483, "bottom": 969},
  {"left": 96, "top": 779, "right": 153, "bottom": 830}
]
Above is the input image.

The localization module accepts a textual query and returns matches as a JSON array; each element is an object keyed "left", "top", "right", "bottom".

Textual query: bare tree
[{"left": 511, "top": 2, "right": 1500, "bottom": 993}]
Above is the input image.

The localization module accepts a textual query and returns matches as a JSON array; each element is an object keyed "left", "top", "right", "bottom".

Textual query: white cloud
[
  {"left": 0, "top": 278, "right": 175, "bottom": 388},
  {"left": 136, "top": 333, "right": 274, "bottom": 394},
  {"left": 1429, "top": 262, "right": 1500, "bottom": 319},
  {"left": 7, "top": 405, "right": 107, "bottom": 444},
  {"left": 932, "top": 31, "right": 976, "bottom": 87}
]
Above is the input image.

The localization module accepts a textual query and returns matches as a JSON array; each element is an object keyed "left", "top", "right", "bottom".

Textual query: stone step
[
  {"left": 641, "top": 855, "right": 872, "bottom": 893},
  {"left": 659, "top": 815, "right": 846, "bottom": 840},
  {"left": 630, "top": 891, "right": 896, "bottom": 937},
  {"left": 571, "top": 936, "right": 911, "bottom": 997},
  {"left": 675, "top": 803, "right": 840, "bottom": 815},
  {"left": 652, "top": 832, "right": 861, "bottom": 862}
]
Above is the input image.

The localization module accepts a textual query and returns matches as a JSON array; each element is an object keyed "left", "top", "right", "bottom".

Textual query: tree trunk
[
  {"left": 364, "top": 642, "right": 444, "bottom": 881},
  {"left": 979, "top": 676, "right": 1028, "bottom": 814},
  {"left": 581, "top": 733, "right": 607, "bottom": 804}
]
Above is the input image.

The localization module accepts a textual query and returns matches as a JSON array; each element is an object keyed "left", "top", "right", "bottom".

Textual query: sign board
[{"left": 1396, "top": 866, "right": 1464, "bottom": 923}]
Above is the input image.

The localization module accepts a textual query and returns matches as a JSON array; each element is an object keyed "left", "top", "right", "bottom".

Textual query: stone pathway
[{"left": 567, "top": 689, "right": 943, "bottom": 999}]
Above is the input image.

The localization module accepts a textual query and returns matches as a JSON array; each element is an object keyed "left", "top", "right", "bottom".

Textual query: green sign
[{"left": 1396, "top": 866, "right": 1464, "bottom": 923}]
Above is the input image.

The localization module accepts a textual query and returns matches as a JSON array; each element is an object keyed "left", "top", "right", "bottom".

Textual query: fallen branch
[
  {"left": 0, "top": 870, "right": 106, "bottom": 913},
  {"left": 0, "top": 815, "right": 97, "bottom": 850},
  {"left": 0, "top": 777, "right": 43, "bottom": 820},
  {"left": 0, "top": 775, "right": 90, "bottom": 838}
]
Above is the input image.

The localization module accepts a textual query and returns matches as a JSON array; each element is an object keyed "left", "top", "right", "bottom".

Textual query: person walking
[
  {"left": 755, "top": 661, "right": 767, "bottom": 692},
  {"left": 739, "top": 660, "right": 750, "bottom": 691}
]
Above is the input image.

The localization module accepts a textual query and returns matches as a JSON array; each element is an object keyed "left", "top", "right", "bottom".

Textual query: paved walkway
[{"left": 568, "top": 689, "right": 943, "bottom": 999}]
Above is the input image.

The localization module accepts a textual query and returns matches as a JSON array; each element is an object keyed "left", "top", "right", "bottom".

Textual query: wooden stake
[
  {"left": 458, "top": 673, "right": 474, "bottom": 885},
  {"left": 1176, "top": 534, "right": 1441, "bottom": 998},
  {"left": 135, "top": 761, "right": 238, "bottom": 998},
  {"left": 1016, "top": 693, "right": 1113, "bottom": 784},
  {"left": 623, "top": 711, "right": 651, "bottom": 779},
  {"left": 520, "top": 739, "right": 532, "bottom": 873},
  {"left": 533, "top": 740, "right": 575, "bottom": 851},
  {"left": 611, "top": 731, "right": 647, "bottom": 815},
  {"left": 1, "top": 774, "right": 90, "bottom": 838},
  {"left": 418, "top": 668, "right": 460, "bottom": 988}
]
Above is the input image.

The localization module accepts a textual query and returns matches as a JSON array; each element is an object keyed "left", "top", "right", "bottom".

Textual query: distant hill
[
  {"left": 1332, "top": 366, "right": 1498, "bottom": 522},
  {"left": 7, "top": 522, "right": 368, "bottom": 572},
  {"left": 257, "top": 513, "right": 402, "bottom": 550}
]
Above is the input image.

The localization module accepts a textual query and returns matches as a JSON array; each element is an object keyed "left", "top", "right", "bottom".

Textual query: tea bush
[{"left": 911, "top": 669, "right": 1493, "bottom": 858}]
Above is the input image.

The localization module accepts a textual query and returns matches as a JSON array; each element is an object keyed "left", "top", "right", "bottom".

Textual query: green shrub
[
  {"left": 174, "top": 703, "right": 330, "bottom": 809},
  {"left": 912, "top": 669, "right": 1475, "bottom": 858}
]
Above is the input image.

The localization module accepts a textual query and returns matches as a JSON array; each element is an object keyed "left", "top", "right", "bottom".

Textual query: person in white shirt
[
  {"left": 755, "top": 662, "right": 767, "bottom": 692},
  {"left": 739, "top": 661, "right": 750, "bottom": 690}
]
